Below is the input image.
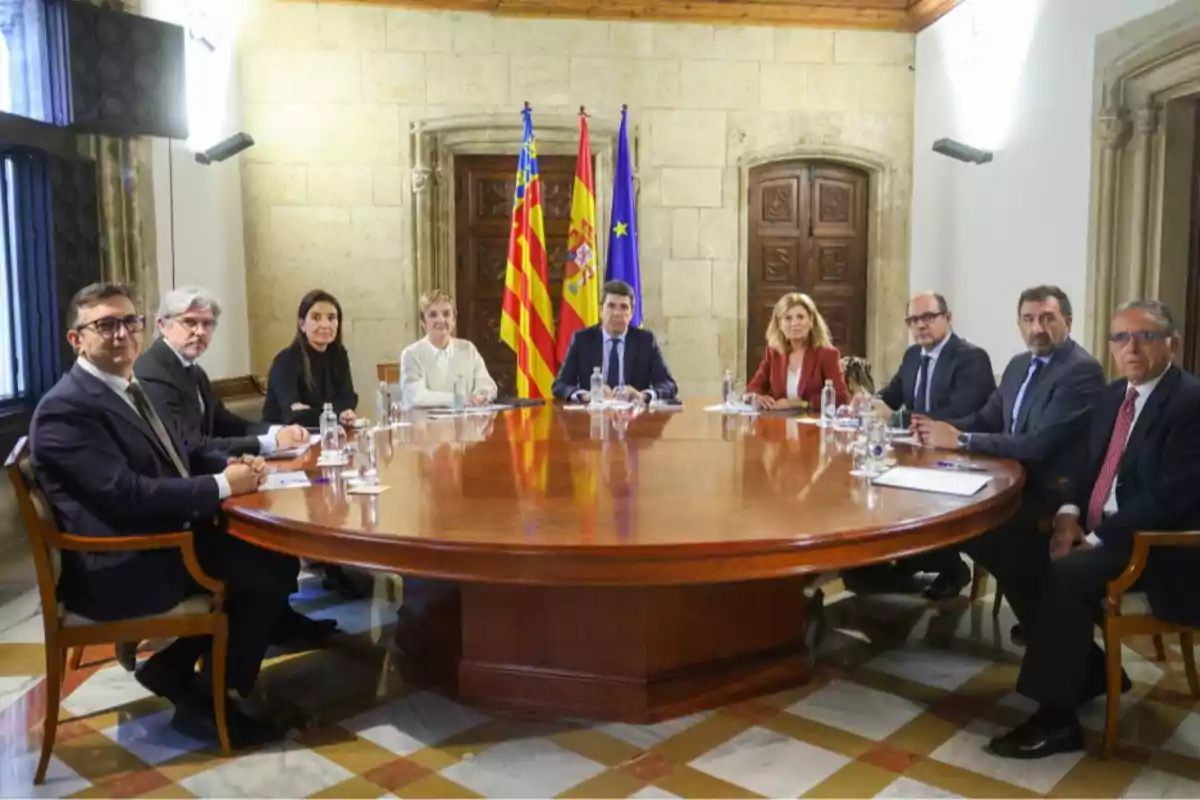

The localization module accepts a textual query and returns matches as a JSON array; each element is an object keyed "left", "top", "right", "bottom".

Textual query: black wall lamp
[
  {"left": 195, "top": 132, "right": 254, "bottom": 165},
  {"left": 932, "top": 138, "right": 993, "bottom": 165}
]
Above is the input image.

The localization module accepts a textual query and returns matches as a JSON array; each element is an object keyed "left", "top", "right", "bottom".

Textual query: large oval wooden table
[{"left": 226, "top": 405, "right": 1024, "bottom": 723}]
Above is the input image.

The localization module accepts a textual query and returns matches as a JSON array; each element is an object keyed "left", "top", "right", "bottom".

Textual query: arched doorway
[{"left": 745, "top": 161, "right": 869, "bottom": 378}]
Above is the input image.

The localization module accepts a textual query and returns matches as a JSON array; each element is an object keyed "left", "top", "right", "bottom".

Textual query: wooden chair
[
  {"left": 377, "top": 362, "right": 399, "bottom": 384},
  {"left": 5, "top": 438, "right": 231, "bottom": 784},
  {"left": 1101, "top": 531, "right": 1200, "bottom": 757}
]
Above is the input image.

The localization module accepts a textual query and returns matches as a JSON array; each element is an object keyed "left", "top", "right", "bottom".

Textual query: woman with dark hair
[{"left": 262, "top": 290, "right": 359, "bottom": 427}]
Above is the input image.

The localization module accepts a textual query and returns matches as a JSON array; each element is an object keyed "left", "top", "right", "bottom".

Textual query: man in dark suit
[
  {"left": 875, "top": 292, "right": 996, "bottom": 598},
  {"left": 30, "top": 283, "right": 296, "bottom": 748},
  {"left": 553, "top": 279, "right": 678, "bottom": 403},
  {"left": 987, "top": 300, "right": 1200, "bottom": 759},
  {"left": 914, "top": 285, "right": 1106, "bottom": 627},
  {"left": 135, "top": 286, "right": 308, "bottom": 457}
]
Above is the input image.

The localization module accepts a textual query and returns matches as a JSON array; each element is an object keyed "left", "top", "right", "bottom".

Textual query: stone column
[
  {"left": 1091, "top": 108, "right": 1128, "bottom": 359},
  {"left": 1128, "top": 104, "right": 1160, "bottom": 299},
  {"left": 410, "top": 120, "right": 434, "bottom": 315}
]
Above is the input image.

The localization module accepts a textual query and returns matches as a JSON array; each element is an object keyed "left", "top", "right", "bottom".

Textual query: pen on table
[{"left": 934, "top": 460, "right": 987, "bottom": 472}]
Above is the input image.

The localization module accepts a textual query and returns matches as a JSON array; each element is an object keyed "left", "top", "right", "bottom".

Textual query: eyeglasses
[
  {"left": 171, "top": 315, "right": 217, "bottom": 332},
  {"left": 905, "top": 312, "right": 945, "bottom": 327},
  {"left": 1109, "top": 331, "right": 1172, "bottom": 344},
  {"left": 76, "top": 315, "right": 146, "bottom": 338}
]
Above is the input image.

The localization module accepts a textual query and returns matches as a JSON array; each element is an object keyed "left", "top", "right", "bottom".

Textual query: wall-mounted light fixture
[
  {"left": 194, "top": 132, "right": 254, "bottom": 165},
  {"left": 932, "top": 138, "right": 994, "bottom": 165}
]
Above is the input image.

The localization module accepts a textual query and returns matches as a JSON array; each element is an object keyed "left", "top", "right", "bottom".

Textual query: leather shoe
[
  {"left": 170, "top": 691, "right": 287, "bottom": 750},
  {"left": 1082, "top": 668, "right": 1132, "bottom": 704},
  {"left": 116, "top": 641, "right": 138, "bottom": 672},
  {"left": 270, "top": 608, "right": 339, "bottom": 648},
  {"left": 985, "top": 716, "right": 1084, "bottom": 759},
  {"left": 923, "top": 561, "right": 972, "bottom": 601}
]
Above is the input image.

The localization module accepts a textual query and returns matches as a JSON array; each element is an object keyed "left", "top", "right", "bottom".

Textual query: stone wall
[{"left": 238, "top": 2, "right": 915, "bottom": 400}]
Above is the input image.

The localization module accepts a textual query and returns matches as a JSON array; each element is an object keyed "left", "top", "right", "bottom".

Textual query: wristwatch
[{"left": 956, "top": 432, "right": 971, "bottom": 450}]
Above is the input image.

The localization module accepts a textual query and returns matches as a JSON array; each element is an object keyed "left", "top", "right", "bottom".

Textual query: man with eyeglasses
[
  {"left": 987, "top": 300, "right": 1200, "bottom": 759},
  {"left": 130, "top": 287, "right": 336, "bottom": 668},
  {"left": 29, "top": 282, "right": 296, "bottom": 749},
  {"left": 135, "top": 287, "right": 308, "bottom": 458},
  {"left": 868, "top": 292, "right": 995, "bottom": 599},
  {"left": 913, "top": 285, "right": 1105, "bottom": 636}
]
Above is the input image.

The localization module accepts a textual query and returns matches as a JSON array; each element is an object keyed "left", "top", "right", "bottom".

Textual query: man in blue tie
[
  {"left": 913, "top": 286, "right": 1105, "bottom": 629},
  {"left": 553, "top": 280, "right": 678, "bottom": 403}
]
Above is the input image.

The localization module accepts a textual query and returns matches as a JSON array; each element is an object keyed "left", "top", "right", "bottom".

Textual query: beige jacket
[{"left": 399, "top": 337, "right": 498, "bottom": 407}]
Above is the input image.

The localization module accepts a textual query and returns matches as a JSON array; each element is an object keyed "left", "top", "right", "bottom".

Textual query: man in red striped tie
[{"left": 988, "top": 300, "right": 1200, "bottom": 759}]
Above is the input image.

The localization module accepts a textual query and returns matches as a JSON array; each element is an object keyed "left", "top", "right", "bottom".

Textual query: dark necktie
[
  {"left": 1010, "top": 357, "right": 1046, "bottom": 433},
  {"left": 606, "top": 338, "right": 622, "bottom": 388},
  {"left": 184, "top": 364, "right": 206, "bottom": 414},
  {"left": 913, "top": 355, "right": 932, "bottom": 414},
  {"left": 1086, "top": 387, "right": 1138, "bottom": 532},
  {"left": 127, "top": 381, "right": 189, "bottom": 477}
]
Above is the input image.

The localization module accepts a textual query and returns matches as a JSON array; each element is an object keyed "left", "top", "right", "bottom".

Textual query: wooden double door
[
  {"left": 454, "top": 155, "right": 577, "bottom": 396},
  {"left": 746, "top": 162, "right": 869, "bottom": 379}
]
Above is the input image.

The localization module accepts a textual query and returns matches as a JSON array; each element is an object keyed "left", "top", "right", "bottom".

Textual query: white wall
[
  {"left": 144, "top": 0, "right": 251, "bottom": 380},
  {"left": 911, "top": 0, "right": 1180, "bottom": 366}
]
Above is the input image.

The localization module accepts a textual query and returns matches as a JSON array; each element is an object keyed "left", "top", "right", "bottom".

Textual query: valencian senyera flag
[
  {"left": 606, "top": 105, "right": 642, "bottom": 326},
  {"left": 556, "top": 109, "right": 600, "bottom": 365},
  {"left": 500, "top": 104, "right": 556, "bottom": 398},
  {"left": 505, "top": 405, "right": 553, "bottom": 499}
]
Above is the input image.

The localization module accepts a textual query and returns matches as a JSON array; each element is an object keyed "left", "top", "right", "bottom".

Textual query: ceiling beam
[{"left": 312, "top": 0, "right": 963, "bottom": 32}]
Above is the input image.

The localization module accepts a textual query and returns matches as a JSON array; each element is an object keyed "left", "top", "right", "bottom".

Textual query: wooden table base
[{"left": 394, "top": 576, "right": 813, "bottom": 723}]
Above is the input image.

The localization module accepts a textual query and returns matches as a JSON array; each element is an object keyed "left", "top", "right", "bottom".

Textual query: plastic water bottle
[
  {"left": 722, "top": 369, "right": 734, "bottom": 407},
  {"left": 820, "top": 379, "right": 836, "bottom": 426},
  {"left": 375, "top": 381, "right": 391, "bottom": 426},
  {"left": 319, "top": 403, "right": 342, "bottom": 455},
  {"left": 451, "top": 376, "right": 465, "bottom": 413},
  {"left": 589, "top": 366, "right": 604, "bottom": 407},
  {"left": 360, "top": 427, "right": 379, "bottom": 486}
]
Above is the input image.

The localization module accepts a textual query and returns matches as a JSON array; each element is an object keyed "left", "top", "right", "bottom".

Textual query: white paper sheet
[
  {"left": 704, "top": 403, "right": 757, "bottom": 415},
  {"left": 262, "top": 471, "right": 311, "bottom": 491},
  {"left": 871, "top": 466, "right": 991, "bottom": 496}
]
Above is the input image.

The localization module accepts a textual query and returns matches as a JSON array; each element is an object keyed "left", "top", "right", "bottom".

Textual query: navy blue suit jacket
[
  {"left": 879, "top": 333, "right": 995, "bottom": 421},
  {"left": 1067, "top": 366, "right": 1200, "bottom": 626},
  {"left": 552, "top": 325, "right": 678, "bottom": 400},
  {"left": 29, "top": 364, "right": 229, "bottom": 620},
  {"left": 949, "top": 337, "right": 1105, "bottom": 510}
]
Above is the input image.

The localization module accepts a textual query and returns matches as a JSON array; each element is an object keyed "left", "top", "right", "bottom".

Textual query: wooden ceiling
[{"left": 331, "top": 0, "right": 964, "bottom": 32}]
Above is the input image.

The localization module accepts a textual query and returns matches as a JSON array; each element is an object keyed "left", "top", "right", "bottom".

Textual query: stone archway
[
  {"left": 737, "top": 143, "right": 910, "bottom": 381},
  {"left": 1087, "top": 2, "right": 1200, "bottom": 363}
]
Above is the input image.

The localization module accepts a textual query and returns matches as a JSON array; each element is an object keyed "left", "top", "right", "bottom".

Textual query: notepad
[
  {"left": 262, "top": 471, "right": 311, "bottom": 491},
  {"left": 347, "top": 484, "right": 389, "bottom": 495},
  {"left": 704, "top": 403, "right": 757, "bottom": 415},
  {"left": 871, "top": 466, "right": 991, "bottom": 496}
]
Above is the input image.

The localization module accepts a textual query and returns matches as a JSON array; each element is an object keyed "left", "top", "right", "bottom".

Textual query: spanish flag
[
  {"left": 500, "top": 105, "right": 556, "bottom": 399},
  {"left": 556, "top": 111, "right": 599, "bottom": 365}
]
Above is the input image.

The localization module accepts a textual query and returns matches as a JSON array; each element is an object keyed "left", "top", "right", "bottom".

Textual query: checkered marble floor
[{"left": 2, "top": 555, "right": 1200, "bottom": 798}]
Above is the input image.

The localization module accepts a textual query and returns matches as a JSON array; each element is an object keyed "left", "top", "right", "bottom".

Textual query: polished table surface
[
  {"left": 226, "top": 405, "right": 1025, "bottom": 585},
  {"left": 225, "top": 405, "right": 1025, "bottom": 722}
]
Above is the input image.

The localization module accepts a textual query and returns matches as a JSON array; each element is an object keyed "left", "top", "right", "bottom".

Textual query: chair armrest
[
  {"left": 56, "top": 532, "right": 224, "bottom": 596},
  {"left": 1107, "top": 531, "right": 1200, "bottom": 606}
]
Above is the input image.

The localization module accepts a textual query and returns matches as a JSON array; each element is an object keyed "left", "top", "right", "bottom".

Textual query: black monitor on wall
[{"left": 47, "top": 0, "right": 187, "bottom": 139}]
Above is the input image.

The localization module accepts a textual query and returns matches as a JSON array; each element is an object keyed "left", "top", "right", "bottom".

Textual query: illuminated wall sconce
[
  {"left": 932, "top": 138, "right": 994, "bottom": 165},
  {"left": 194, "top": 132, "right": 254, "bottom": 165}
]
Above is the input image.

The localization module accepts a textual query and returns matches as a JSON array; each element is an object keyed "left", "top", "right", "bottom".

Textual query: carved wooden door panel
[
  {"left": 746, "top": 162, "right": 868, "bottom": 379},
  {"left": 454, "top": 155, "right": 574, "bottom": 396}
]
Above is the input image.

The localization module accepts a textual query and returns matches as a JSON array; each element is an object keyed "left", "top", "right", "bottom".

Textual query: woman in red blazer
[{"left": 746, "top": 292, "right": 849, "bottom": 411}]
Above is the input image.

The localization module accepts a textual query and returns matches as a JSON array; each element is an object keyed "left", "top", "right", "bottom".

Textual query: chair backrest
[
  {"left": 841, "top": 356, "right": 875, "bottom": 395},
  {"left": 377, "top": 362, "right": 399, "bottom": 384},
  {"left": 5, "top": 437, "right": 64, "bottom": 634}
]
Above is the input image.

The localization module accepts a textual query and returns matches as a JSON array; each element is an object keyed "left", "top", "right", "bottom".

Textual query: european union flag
[{"left": 606, "top": 106, "right": 642, "bottom": 326}]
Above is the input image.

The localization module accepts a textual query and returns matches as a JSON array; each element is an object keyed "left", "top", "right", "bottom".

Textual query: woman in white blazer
[{"left": 400, "top": 289, "right": 498, "bottom": 407}]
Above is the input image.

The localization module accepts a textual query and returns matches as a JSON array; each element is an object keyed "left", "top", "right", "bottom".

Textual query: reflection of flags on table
[
  {"left": 505, "top": 406, "right": 552, "bottom": 496},
  {"left": 500, "top": 106, "right": 556, "bottom": 399},
  {"left": 556, "top": 112, "right": 599, "bottom": 365},
  {"left": 606, "top": 106, "right": 642, "bottom": 326},
  {"left": 570, "top": 443, "right": 600, "bottom": 543}
]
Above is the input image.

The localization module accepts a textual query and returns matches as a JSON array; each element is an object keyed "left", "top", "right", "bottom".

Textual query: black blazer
[
  {"left": 950, "top": 337, "right": 1105, "bottom": 509},
  {"left": 1067, "top": 366, "right": 1200, "bottom": 626},
  {"left": 135, "top": 338, "right": 266, "bottom": 456},
  {"left": 29, "top": 364, "right": 229, "bottom": 621},
  {"left": 552, "top": 325, "right": 678, "bottom": 400},
  {"left": 262, "top": 341, "right": 358, "bottom": 427},
  {"left": 879, "top": 333, "right": 995, "bottom": 421}
]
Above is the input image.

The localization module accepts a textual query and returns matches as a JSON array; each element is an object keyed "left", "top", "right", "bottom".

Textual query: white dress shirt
[
  {"left": 1058, "top": 369, "right": 1167, "bottom": 545},
  {"left": 786, "top": 367, "right": 801, "bottom": 400},
  {"left": 400, "top": 337, "right": 498, "bottom": 407},
  {"left": 76, "top": 357, "right": 230, "bottom": 499},
  {"left": 165, "top": 342, "right": 280, "bottom": 455}
]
